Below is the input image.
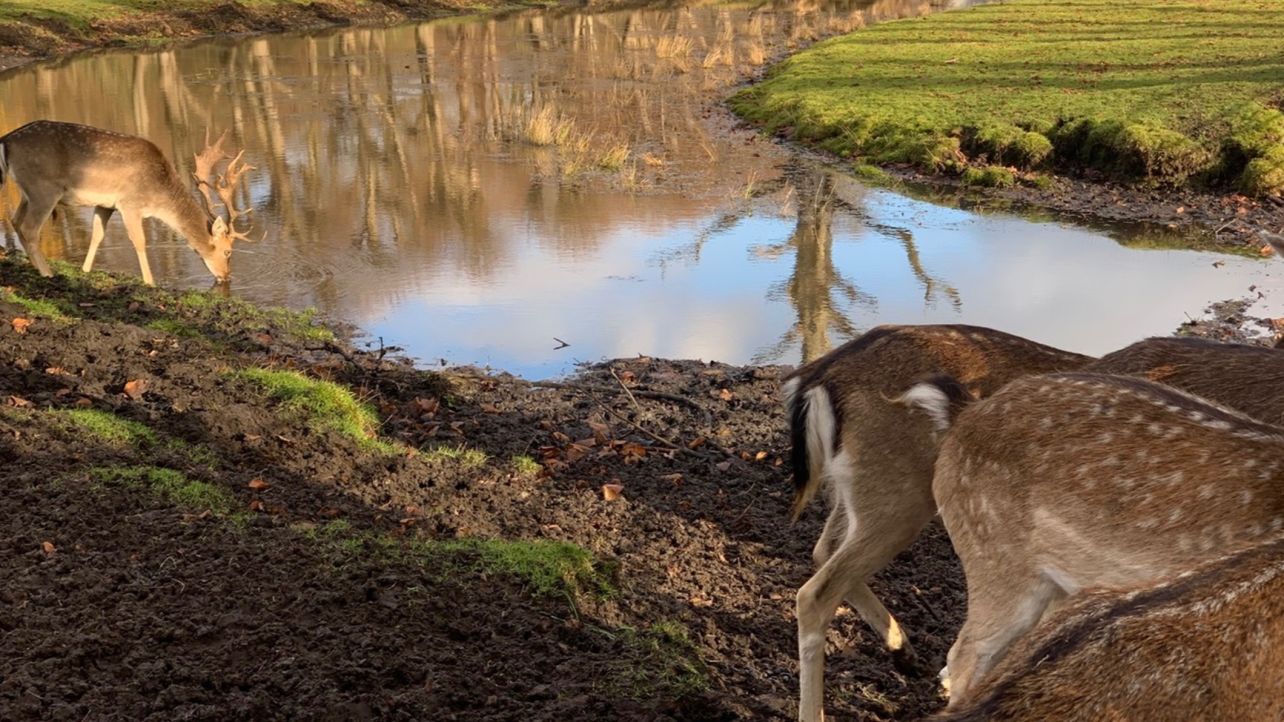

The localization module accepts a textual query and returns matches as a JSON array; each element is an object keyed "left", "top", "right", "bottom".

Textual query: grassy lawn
[{"left": 731, "top": 0, "right": 1284, "bottom": 193}]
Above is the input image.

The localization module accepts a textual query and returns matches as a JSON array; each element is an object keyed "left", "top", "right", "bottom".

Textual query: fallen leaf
[
  {"left": 588, "top": 421, "right": 611, "bottom": 443},
  {"left": 44, "top": 367, "right": 67, "bottom": 375},
  {"left": 564, "top": 444, "right": 591, "bottom": 463},
  {"left": 74, "top": 397, "right": 93, "bottom": 408},
  {"left": 573, "top": 437, "right": 597, "bottom": 449},
  {"left": 415, "top": 397, "right": 439, "bottom": 415},
  {"left": 551, "top": 430, "right": 571, "bottom": 444},
  {"left": 602, "top": 483, "right": 624, "bottom": 501},
  {"left": 1261, "top": 244, "right": 1276, "bottom": 257},
  {"left": 620, "top": 442, "right": 647, "bottom": 463},
  {"left": 248, "top": 499, "right": 265, "bottom": 512},
  {"left": 715, "top": 461, "right": 731, "bottom": 472},
  {"left": 479, "top": 403, "right": 501, "bottom": 414},
  {"left": 41, "top": 541, "right": 55, "bottom": 555},
  {"left": 11, "top": 317, "right": 31, "bottom": 334},
  {"left": 123, "top": 379, "right": 148, "bottom": 400},
  {"left": 718, "top": 388, "right": 733, "bottom": 402},
  {"left": 754, "top": 450, "right": 769, "bottom": 461},
  {"left": 660, "top": 473, "right": 684, "bottom": 486},
  {"left": 7, "top": 395, "right": 31, "bottom": 408},
  {"left": 247, "top": 478, "right": 271, "bottom": 491},
  {"left": 617, "top": 370, "right": 636, "bottom": 384},
  {"left": 687, "top": 436, "right": 707, "bottom": 450}
]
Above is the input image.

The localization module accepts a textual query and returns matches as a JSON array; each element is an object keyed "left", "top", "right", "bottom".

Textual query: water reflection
[{"left": 1, "top": 0, "right": 1280, "bottom": 377}]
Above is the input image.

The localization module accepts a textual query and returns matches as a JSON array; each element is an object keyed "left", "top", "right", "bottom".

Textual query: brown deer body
[
  {"left": 926, "top": 534, "right": 1284, "bottom": 722},
  {"left": 905, "top": 372, "right": 1284, "bottom": 706},
  {"left": 784, "top": 325, "right": 1092, "bottom": 722},
  {"left": 1088, "top": 336, "right": 1284, "bottom": 425},
  {"left": 0, "top": 120, "right": 255, "bottom": 285}
]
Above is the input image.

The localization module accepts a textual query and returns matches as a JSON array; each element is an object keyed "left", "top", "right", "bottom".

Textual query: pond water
[{"left": 1, "top": 0, "right": 1280, "bottom": 378}]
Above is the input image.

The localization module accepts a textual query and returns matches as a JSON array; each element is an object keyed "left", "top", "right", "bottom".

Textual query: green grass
[
  {"left": 961, "top": 165, "right": 1015, "bottom": 188},
  {"left": 420, "top": 445, "right": 488, "bottom": 468},
  {"left": 0, "top": 0, "right": 329, "bottom": 26},
  {"left": 731, "top": 0, "right": 1284, "bottom": 192},
  {"left": 90, "top": 465, "right": 238, "bottom": 516},
  {"left": 237, "top": 368, "right": 398, "bottom": 454},
  {"left": 60, "top": 409, "right": 157, "bottom": 446},
  {"left": 614, "top": 620, "right": 708, "bottom": 698},
  {"left": 511, "top": 454, "right": 542, "bottom": 476},
  {"left": 0, "top": 287, "right": 74, "bottom": 322}
]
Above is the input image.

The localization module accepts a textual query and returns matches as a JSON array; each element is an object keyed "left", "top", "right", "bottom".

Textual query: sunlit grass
[
  {"left": 733, "top": 0, "right": 1284, "bottom": 192},
  {"left": 237, "top": 368, "right": 399, "bottom": 454}
]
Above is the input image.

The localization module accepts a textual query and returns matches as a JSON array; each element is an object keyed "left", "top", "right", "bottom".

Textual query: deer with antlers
[{"left": 0, "top": 120, "right": 256, "bottom": 285}]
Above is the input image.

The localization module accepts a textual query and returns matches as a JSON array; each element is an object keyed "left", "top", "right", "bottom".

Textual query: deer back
[
  {"left": 1, "top": 120, "right": 183, "bottom": 207},
  {"left": 936, "top": 372, "right": 1284, "bottom": 590},
  {"left": 928, "top": 534, "right": 1284, "bottom": 722},
  {"left": 1087, "top": 336, "right": 1284, "bottom": 425}
]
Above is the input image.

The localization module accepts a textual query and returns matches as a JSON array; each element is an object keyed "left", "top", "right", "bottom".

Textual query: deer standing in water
[
  {"left": 925, "top": 533, "right": 1284, "bottom": 722},
  {"left": 0, "top": 120, "right": 256, "bottom": 285},
  {"left": 902, "top": 371, "right": 1284, "bottom": 707},
  {"left": 788, "top": 327, "right": 1284, "bottom": 722}
]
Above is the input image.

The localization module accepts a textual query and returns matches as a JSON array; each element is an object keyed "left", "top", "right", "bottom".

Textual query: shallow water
[{"left": 1, "top": 0, "right": 1280, "bottom": 378}]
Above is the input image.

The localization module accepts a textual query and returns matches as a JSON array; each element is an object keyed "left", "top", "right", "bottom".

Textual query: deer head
[{"left": 193, "top": 129, "right": 258, "bottom": 283}]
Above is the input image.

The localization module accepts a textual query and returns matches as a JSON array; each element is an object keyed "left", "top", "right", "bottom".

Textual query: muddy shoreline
[{"left": 0, "top": 246, "right": 1275, "bottom": 721}]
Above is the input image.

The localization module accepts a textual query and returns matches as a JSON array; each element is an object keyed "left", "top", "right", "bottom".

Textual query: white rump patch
[
  {"left": 897, "top": 382, "right": 953, "bottom": 432},
  {"left": 780, "top": 377, "right": 801, "bottom": 411}
]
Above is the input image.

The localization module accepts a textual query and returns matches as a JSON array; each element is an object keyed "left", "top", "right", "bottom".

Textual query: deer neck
[{"left": 150, "top": 181, "right": 215, "bottom": 254}]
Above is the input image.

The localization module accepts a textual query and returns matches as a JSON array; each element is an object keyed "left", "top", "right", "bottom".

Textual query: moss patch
[
  {"left": 732, "top": 0, "right": 1284, "bottom": 193},
  {"left": 961, "top": 165, "right": 1015, "bottom": 189},
  {"left": 90, "top": 465, "right": 236, "bottom": 516},
  {"left": 0, "top": 287, "right": 75, "bottom": 322},
  {"left": 59, "top": 409, "right": 157, "bottom": 446},
  {"left": 237, "top": 368, "right": 398, "bottom": 454}
]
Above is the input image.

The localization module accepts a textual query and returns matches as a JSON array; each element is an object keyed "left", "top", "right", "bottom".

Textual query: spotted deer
[
  {"left": 784, "top": 325, "right": 1092, "bottom": 722},
  {"left": 789, "top": 328, "right": 1284, "bottom": 721},
  {"left": 0, "top": 120, "right": 256, "bottom": 285},
  {"left": 925, "top": 533, "right": 1284, "bottom": 722},
  {"left": 902, "top": 371, "right": 1284, "bottom": 707}
]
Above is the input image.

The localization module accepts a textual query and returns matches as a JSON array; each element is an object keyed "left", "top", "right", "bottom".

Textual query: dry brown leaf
[
  {"left": 248, "top": 499, "right": 265, "bottom": 512},
  {"left": 588, "top": 421, "right": 611, "bottom": 443},
  {"left": 11, "top": 317, "right": 31, "bottom": 334},
  {"left": 573, "top": 437, "right": 597, "bottom": 448},
  {"left": 247, "top": 478, "right": 271, "bottom": 491},
  {"left": 123, "top": 379, "right": 148, "bottom": 400},
  {"left": 754, "top": 450, "right": 769, "bottom": 461},
  {"left": 602, "top": 483, "right": 624, "bottom": 501},
  {"left": 551, "top": 430, "right": 572, "bottom": 444},
  {"left": 620, "top": 442, "right": 647, "bottom": 463},
  {"left": 617, "top": 369, "right": 636, "bottom": 384},
  {"left": 44, "top": 367, "right": 67, "bottom": 376},
  {"left": 41, "top": 540, "right": 56, "bottom": 555},
  {"left": 718, "top": 388, "right": 733, "bottom": 402},
  {"left": 1261, "top": 244, "right": 1276, "bottom": 257},
  {"left": 564, "top": 444, "right": 591, "bottom": 463},
  {"left": 7, "top": 395, "right": 31, "bottom": 408},
  {"left": 687, "top": 436, "right": 707, "bottom": 450},
  {"left": 480, "top": 403, "right": 501, "bottom": 414}
]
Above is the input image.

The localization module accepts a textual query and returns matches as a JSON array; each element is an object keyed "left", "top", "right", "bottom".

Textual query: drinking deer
[
  {"left": 926, "top": 533, "right": 1284, "bottom": 722},
  {"left": 901, "top": 371, "right": 1284, "bottom": 706},
  {"left": 784, "top": 324, "right": 1092, "bottom": 722},
  {"left": 0, "top": 120, "right": 256, "bottom": 285}
]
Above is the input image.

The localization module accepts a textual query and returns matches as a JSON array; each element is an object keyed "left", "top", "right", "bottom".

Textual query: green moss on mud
[
  {"left": 732, "top": 0, "right": 1284, "bottom": 193},
  {"left": 237, "top": 368, "right": 398, "bottom": 454}
]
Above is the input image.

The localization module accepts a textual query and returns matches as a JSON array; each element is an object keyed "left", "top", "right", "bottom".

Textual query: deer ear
[{"left": 210, "top": 216, "right": 228, "bottom": 236}]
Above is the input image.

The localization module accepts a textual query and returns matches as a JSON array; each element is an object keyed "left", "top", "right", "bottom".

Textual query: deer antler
[
  {"left": 215, "top": 149, "right": 257, "bottom": 239},
  {"left": 193, "top": 128, "right": 230, "bottom": 219}
]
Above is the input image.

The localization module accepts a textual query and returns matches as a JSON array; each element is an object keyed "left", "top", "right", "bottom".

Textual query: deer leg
[
  {"left": 120, "top": 209, "right": 154, "bottom": 286},
  {"left": 944, "top": 573, "right": 1064, "bottom": 707},
  {"left": 797, "top": 502, "right": 933, "bottom": 722},
  {"left": 82, "top": 206, "right": 114, "bottom": 273},
  {"left": 812, "top": 504, "right": 845, "bottom": 569},
  {"left": 12, "top": 192, "right": 57, "bottom": 277}
]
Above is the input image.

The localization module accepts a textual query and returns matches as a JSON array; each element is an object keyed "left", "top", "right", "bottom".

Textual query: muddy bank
[
  {"left": 0, "top": 0, "right": 595, "bottom": 71},
  {"left": 0, "top": 254, "right": 966, "bottom": 721}
]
